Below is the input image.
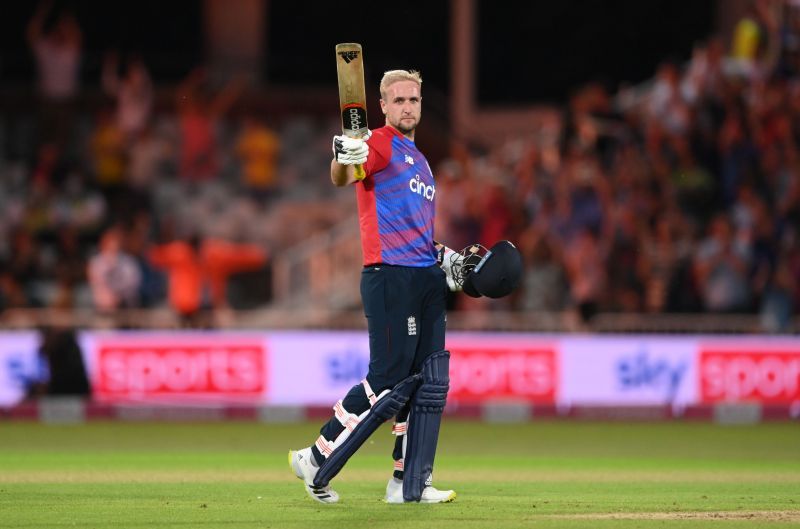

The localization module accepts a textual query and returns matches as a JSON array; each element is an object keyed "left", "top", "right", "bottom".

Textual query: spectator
[
  {"left": 434, "top": 157, "right": 481, "bottom": 253},
  {"left": 124, "top": 213, "right": 164, "bottom": 308},
  {"left": 0, "top": 267, "right": 31, "bottom": 311},
  {"left": 30, "top": 142, "right": 68, "bottom": 190},
  {"left": 87, "top": 227, "right": 141, "bottom": 312},
  {"left": 777, "top": 1, "right": 800, "bottom": 77},
  {"left": 730, "top": 0, "right": 780, "bottom": 79},
  {"left": 647, "top": 61, "right": 691, "bottom": 135},
  {"left": 36, "top": 328, "right": 90, "bottom": 397},
  {"left": 606, "top": 207, "right": 646, "bottom": 312},
  {"left": 87, "top": 108, "right": 128, "bottom": 222},
  {"left": 149, "top": 234, "right": 267, "bottom": 326},
  {"left": 88, "top": 109, "right": 127, "bottom": 191},
  {"left": 176, "top": 68, "right": 246, "bottom": 180},
  {"left": 693, "top": 214, "right": 752, "bottom": 312},
  {"left": 682, "top": 38, "right": 726, "bottom": 104},
  {"left": 49, "top": 226, "right": 87, "bottom": 309},
  {"left": 718, "top": 107, "right": 759, "bottom": 207},
  {"left": 760, "top": 253, "right": 796, "bottom": 332},
  {"left": 669, "top": 135, "right": 715, "bottom": 224},
  {"left": 4, "top": 229, "right": 45, "bottom": 307},
  {"left": 518, "top": 230, "right": 567, "bottom": 312},
  {"left": 563, "top": 228, "right": 607, "bottom": 323},
  {"left": 102, "top": 52, "right": 153, "bottom": 140},
  {"left": 26, "top": 1, "right": 82, "bottom": 146},
  {"left": 479, "top": 183, "right": 517, "bottom": 249},
  {"left": 128, "top": 125, "right": 170, "bottom": 186},
  {"left": 641, "top": 216, "right": 688, "bottom": 313},
  {"left": 235, "top": 116, "right": 281, "bottom": 202}
]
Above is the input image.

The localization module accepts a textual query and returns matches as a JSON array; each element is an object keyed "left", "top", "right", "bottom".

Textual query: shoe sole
[
  {"left": 305, "top": 483, "right": 338, "bottom": 504},
  {"left": 289, "top": 450, "right": 339, "bottom": 504}
]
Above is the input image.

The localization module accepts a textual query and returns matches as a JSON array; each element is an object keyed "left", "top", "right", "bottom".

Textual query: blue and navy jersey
[{"left": 355, "top": 126, "right": 437, "bottom": 267}]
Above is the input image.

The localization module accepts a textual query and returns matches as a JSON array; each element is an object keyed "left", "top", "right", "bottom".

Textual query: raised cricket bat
[{"left": 335, "top": 43, "right": 369, "bottom": 181}]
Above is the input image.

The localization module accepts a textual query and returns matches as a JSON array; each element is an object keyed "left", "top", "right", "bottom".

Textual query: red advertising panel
[
  {"left": 95, "top": 338, "right": 266, "bottom": 403},
  {"left": 449, "top": 343, "right": 557, "bottom": 403},
  {"left": 700, "top": 348, "right": 800, "bottom": 404}
]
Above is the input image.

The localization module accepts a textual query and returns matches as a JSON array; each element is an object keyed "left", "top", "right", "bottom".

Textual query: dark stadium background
[{"left": 0, "top": 0, "right": 716, "bottom": 104}]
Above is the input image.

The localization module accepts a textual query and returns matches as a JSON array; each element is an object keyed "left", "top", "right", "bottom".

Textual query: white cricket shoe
[
  {"left": 288, "top": 447, "right": 340, "bottom": 504},
  {"left": 384, "top": 477, "right": 457, "bottom": 504}
]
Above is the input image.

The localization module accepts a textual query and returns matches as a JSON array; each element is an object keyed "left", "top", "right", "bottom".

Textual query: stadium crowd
[
  {"left": 439, "top": 4, "right": 800, "bottom": 332},
  {"left": 439, "top": 28, "right": 799, "bottom": 331},
  {"left": 0, "top": 2, "right": 798, "bottom": 331}
]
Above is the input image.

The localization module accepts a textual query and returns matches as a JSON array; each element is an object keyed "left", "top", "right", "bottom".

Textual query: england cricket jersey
[{"left": 356, "top": 126, "right": 437, "bottom": 267}]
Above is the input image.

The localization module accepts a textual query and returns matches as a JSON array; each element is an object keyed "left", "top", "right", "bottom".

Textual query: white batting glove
[
  {"left": 438, "top": 245, "right": 464, "bottom": 292},
  {"left": 332, "top": 133, "right": 370, "bottom": 165}
]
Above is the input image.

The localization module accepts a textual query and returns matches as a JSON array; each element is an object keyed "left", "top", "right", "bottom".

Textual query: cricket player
[{"left": 289, "top": 70, "right": 460, "bottom": 504}]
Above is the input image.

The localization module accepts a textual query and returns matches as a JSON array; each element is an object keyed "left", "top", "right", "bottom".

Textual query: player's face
[{"left": 381, "top": 80, "right": 422, "bottom": 137}]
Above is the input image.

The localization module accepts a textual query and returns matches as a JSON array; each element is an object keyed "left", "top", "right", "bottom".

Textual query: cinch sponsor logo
[
  {"left": 409, "top": 174, "right": 435, "bottom": 201},
  {"left": 96, "top": 341, "right": 266, "bottom": 400},
  {"left": 700, "top": 349, "right": 800, "bottom": 403},
  {"left": 449, "top": 345, "right": 557, "bottom": 403},
  {"left": 616, "top": 349, "right": 688, "bottom": 402}
]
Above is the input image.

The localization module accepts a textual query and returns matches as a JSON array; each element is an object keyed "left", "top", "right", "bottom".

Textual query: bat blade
[
  {"left": 336, "top": 43, "right": 369, "bottom": 180},
  {"left": 335, "top": 43, "right": 369, "bottom": 138}
]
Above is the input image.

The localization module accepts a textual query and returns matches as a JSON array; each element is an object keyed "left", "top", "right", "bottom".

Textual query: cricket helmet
[{"left": 460, "top": 240, "right": 523, "bottom": 298}]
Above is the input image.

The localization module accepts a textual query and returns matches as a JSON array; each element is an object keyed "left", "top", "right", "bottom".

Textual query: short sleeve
[{"left": 363, "top": 130, "right": 392, "bottom": 177}]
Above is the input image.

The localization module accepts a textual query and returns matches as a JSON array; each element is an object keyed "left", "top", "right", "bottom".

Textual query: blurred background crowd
[{"left": 0, "top": 0, "right": 798, "bottom": 332}]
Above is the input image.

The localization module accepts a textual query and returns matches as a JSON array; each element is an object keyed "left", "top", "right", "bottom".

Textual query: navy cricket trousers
[
  {"left": 361, "top": 264, "right": 447, "bottom": 391},
  {"left": 311, "top": 264, "right": 447, "bottom": 466}
]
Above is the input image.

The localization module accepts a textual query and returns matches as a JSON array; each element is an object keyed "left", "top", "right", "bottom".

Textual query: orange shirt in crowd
[{"left": 149, "top": 239, "right": 267, "bottom": 315}]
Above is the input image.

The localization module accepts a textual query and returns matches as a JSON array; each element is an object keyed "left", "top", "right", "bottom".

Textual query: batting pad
[
  {"left": 313, "top": 373, "right": 421, "bottom": 488},
  {"left": 403, "top": 350, "right": 450, "bottom": 502}
]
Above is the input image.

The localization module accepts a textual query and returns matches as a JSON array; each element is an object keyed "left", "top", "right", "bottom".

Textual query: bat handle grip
[{"left": 354, "top": 164, "right": 366, "bottom": 181}]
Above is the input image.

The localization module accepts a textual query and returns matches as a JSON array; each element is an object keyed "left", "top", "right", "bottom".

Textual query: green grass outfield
[{"left": 0, "top": 420, "right": 798, "bottom": 528}]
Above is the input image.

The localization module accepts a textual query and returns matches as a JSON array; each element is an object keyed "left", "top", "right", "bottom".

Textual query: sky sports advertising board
[{"left": 0, "top": 331, "right": 797, "bottom": 408}]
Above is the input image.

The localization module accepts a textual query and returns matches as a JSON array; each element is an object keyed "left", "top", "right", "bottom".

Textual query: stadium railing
[{"left": 0, "top": 306, "right": 795, "bottom": 334}]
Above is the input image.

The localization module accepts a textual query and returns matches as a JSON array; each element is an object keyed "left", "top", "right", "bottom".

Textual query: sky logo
[
  {"left": 325, "top": 347, "right": 368, "bottom": 385},
  {"left": 5, "top": 355, "right": 46, "bottom": 389},
  {"left": 616, "top": 347, "right": 688, "bottom": 402}
]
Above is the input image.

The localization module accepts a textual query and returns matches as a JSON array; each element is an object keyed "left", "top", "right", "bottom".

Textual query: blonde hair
[{"left": 379, "top": 70, "right": 422, "bottom": 99}]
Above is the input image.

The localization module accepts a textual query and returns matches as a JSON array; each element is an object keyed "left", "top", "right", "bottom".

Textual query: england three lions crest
[{"left": 407, "top": 316, "right": 417, "bottom": 336}]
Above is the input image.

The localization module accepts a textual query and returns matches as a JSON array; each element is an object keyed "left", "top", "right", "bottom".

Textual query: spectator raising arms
[
  {"left": 176, "top": 68, "right": 246, "bottom": 181},
  {"left": 102, "top": 52, "right": 153, "bottom": 141},
  {"left": 26, "top": 0, "right": 82, "bottom": 146},
  {"left": 149, "top": 234, "right": 267, "bottom": 327}
]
